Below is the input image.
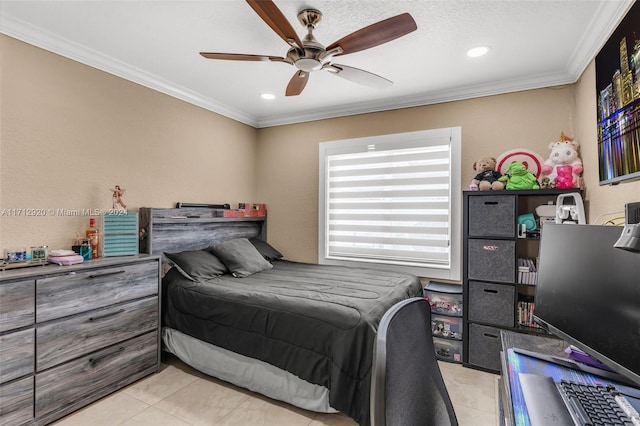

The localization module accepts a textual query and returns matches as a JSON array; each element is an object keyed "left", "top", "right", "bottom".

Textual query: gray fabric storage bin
[
  {"left": 468, "top": 281, "right": 515, "bottom": 327},
  {"left": 468, "top": 323, "right": 503, "bottom": 371},
  {"left": 467, "top": 239, "right": 515, "bottom": 283},
  {"left": 468, "top": 195, "right": 516, "bottom": 237}
]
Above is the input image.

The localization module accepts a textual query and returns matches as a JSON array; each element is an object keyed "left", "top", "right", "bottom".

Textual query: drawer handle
[
  {"left": 88, "top": 270, "right": 126, "bottom": 279},
  {"left": 89, "top": 347, "right": 125, "bottom": 366},
  {"left": 89, "top": 309, "right": 125, "bottom": 322},
  {"left": 483, "top": 332, "right": 499, "bottom": 339},
  {"left": 483, "top": 201, "right": 499, "bottom": 205},
  {"left": 483, "top": 289, "right": 498, "bottom": 294}
]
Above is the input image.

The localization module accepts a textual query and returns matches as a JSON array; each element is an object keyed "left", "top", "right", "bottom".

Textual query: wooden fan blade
[
  {"left": 327, "top": 64, "right": 392, "bottom": 89},
  {"left": 286, "top": 70, "right": 309, "bottom": 96},
  {"left": 200, "top": 52, "right": 286, "bottom": 62},
  {"left": 246, "top": 0, "right": 303, "bottom": 48},
  {"left": 326, "top": 13, "right": 417, "bottom": 56}
]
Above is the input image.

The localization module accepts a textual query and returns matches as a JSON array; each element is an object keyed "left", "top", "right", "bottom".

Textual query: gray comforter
[{"left": 162, "top": 260, "right": 422, "bottom": 426}]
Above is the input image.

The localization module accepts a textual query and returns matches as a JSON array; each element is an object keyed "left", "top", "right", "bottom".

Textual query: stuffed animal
[
  {"left": 539, "top": 176, "right": 554, "bottom": 189},
  {"left": 470, "top": 157, "right": 505, "bottom": 190},
  {"left": 555, "top": 165, "right": 575, "bottom": 188},
  {"left": 540, "top": 133, "right": 583, "bottom": 188},
  {"left": 499, "top": 162, "right": 540, "bottom": 190}
]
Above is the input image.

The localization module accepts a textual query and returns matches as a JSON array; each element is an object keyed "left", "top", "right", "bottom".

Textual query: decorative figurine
[{"left": 110, "top": 185, "right": 127, "bottom": 210}]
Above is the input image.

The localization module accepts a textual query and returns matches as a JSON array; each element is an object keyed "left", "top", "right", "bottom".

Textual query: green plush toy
[{"left": 499, "top": 162, "right": 540, "bottom": 190}]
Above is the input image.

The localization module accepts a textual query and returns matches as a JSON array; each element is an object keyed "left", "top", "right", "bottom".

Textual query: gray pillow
[
  {"left": 210, "top": 238, "right": 273, "bottom": 277},
  {"left": 164, "top": 249, "right": 227, "bottom": 281},
  {"left": 249, "top": 238, "right": 283, "bottom": 261}
]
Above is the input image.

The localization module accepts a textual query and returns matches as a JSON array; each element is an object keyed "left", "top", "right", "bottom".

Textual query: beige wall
[
  {"left": 256, "top": 87, "right": 578, "bottom": 263},
  {"left": 1, "top": 35, "right": 258, "bottom": 250},
  {"left": 574, "top": 61, "right": 640, "bottom": 223}
]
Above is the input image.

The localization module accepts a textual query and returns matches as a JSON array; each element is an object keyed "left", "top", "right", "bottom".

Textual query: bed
[{"left": 140, "top": 207, "right": 423, "bottom": 426}]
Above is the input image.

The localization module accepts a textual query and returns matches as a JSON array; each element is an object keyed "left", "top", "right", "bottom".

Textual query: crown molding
[
  {"left": 1, "top": 0, "right": 633, "bottom": 129},
  {"left": 564, "top": 0, "right": 634, "bottom": 82},
  {"left": 0, "top": 13, "right": 259, "bottom": 127},
  {"left": 256, "top": 72, "right": 574, "bottom": 128}
]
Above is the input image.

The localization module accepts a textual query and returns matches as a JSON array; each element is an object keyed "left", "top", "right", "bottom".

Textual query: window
[{"left": 319, "top": 127, "right": 461, "bottom": 281}]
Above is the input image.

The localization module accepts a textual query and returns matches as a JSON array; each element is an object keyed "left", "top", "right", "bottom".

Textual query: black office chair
[{"left": 370, "top": 297, "right": 458, "bottom": 426}]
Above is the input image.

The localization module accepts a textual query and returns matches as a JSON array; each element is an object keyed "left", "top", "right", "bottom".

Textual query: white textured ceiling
[{"left": 0, "top": 0, "right": 634, "bottom": 128}]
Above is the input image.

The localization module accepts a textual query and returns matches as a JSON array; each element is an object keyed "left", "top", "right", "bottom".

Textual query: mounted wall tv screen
[{"left": 596, "top": 1, "right": 640, "bottom": 185}]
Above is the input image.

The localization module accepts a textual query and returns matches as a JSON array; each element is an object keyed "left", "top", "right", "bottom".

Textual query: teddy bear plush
[
  {"left": 540, "top": 133, "right": 583, "bottom": 188},
  {"left": 470, "top": 157, "right": 505, "bottom": 190},
  {"left": 499, "top": 162, "right": 540, "bottom": 190}
]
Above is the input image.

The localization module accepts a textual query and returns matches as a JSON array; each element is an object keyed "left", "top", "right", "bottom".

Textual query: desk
[
  {"left": 499, "top": 330, "right": 567, "bottom": 426},
  {"left": 499, "top": 330, "right": 640, "bottom": 426}
]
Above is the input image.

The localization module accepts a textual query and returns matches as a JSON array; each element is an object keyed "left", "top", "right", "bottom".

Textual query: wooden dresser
[{"left": 0, "top": 255, "right": 161, "bottom": 426}]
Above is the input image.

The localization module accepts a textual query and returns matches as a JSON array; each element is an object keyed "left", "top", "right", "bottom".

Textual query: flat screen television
[
  {"left": 595, "top": 1, "right": 640, "bottom": 185},
  {"left": 534, "top": 223, "right": 640, "bottom": 387}
]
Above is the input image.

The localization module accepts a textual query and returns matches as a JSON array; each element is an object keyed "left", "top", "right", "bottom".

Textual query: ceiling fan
[{"left": 200, "top": 0, "right": 417, "bottom": 96}]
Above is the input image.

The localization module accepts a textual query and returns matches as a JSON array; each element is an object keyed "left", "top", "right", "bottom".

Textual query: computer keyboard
[{"left": 555, "top": 380, "right": 640, "bottom": 426}]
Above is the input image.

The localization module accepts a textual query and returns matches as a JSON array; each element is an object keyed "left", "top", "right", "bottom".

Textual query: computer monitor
[{"left": 534, "top": 223, "right": 640, "bottom": 387}]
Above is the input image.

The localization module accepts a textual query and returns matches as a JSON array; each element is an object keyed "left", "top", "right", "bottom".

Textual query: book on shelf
[
  {"left": 517, "top": 296, "right": 543, "bottom": 329},
  {"left": 517, "top": 257, "right": 538, "bottom": 285}
]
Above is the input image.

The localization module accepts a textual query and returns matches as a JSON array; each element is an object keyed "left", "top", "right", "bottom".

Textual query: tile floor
[{"left": 52, "top": 353, "right": 500, "bottom": 426}]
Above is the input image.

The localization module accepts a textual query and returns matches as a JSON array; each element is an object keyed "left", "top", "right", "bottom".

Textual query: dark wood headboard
[{"left": 139, "top": 207, "right": 266, "bottom": 255}]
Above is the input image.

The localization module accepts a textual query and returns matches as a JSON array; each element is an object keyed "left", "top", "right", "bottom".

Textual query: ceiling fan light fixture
[
  {"left": 467, "top": 45, "right": 491, "bottom": 58},
  {"left": 260, "top": 93, "right": 276, "bottom": 100},
  {"left": 201, "top": 2, "right": 417, "bottom": 96},
  {"left": 295, "top": 58, "right": 323, "bottom": 72}
]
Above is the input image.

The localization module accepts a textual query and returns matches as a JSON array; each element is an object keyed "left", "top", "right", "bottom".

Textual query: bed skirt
[{"left": 162, "top": 327, "right": 338, "bottom": 414}]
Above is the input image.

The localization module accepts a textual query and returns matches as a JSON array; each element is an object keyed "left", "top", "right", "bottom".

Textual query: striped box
[{"left": 101, "top": 213, "right": 139, "bottom": 256}]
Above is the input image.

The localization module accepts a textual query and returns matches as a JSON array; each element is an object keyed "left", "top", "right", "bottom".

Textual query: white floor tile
[
  {"left": 51, "top": 392, "right": 149, "bottom": 426},
  {"left": 55, "top": 357, "right": 500, "bottom": 426},
  {"left": 122, "top": 406, "right": 193, "bottom": 426},
  {"left": 153, "top": 376, "right": 249, "bottom": 426},
  {"left": 124, "top": 364, "right": 200, "bottom": 405}
]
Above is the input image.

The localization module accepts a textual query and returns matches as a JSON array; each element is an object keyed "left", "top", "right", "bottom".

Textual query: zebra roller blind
[{"left": 319, "top": 127, "right": 461, "bottom": 278}]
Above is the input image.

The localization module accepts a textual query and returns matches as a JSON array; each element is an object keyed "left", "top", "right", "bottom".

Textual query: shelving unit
[{"left": 462, "top": 189, "right": 581, "bottom": 373}]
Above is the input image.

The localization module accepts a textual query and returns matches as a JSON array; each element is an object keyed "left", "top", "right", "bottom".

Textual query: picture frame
[{"left": 595, "top": 1, "right": 640, "bottom": 185}]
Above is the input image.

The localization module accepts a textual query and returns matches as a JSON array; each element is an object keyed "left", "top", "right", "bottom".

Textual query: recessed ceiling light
[
  {"left": 260, "top": 93, "right": 276, "bottom": 100},
  {"left": 467, "top": 45, "right": 491, "bottom": 58}
]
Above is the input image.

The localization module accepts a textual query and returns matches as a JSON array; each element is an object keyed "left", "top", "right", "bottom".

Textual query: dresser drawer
[
  {"left": 468, "top": 281, "right": 515, "bottom": 327},
  {"left": 0, "top": 329, "right": 34, "bottom": 384},
  {"left": 37, "top": 297, "right": 158, "bottom": 371},
  {"left": 467, "top": 239, "right": 515, "bottom": 283},
  {"left": 0, "top": 280, "right": 35, "bottom": 333},
  {"left": 36, "top": 261, "right": 158, "bottom": 322},
  {"left": 468, "top": 195, "right": 516, "bottom": 237},
  {"left": 0, "top": 376, "right": 33, "bottom": 426},
  {"left": 35, "top": 331, "right": 157, "bottom": 418}
]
